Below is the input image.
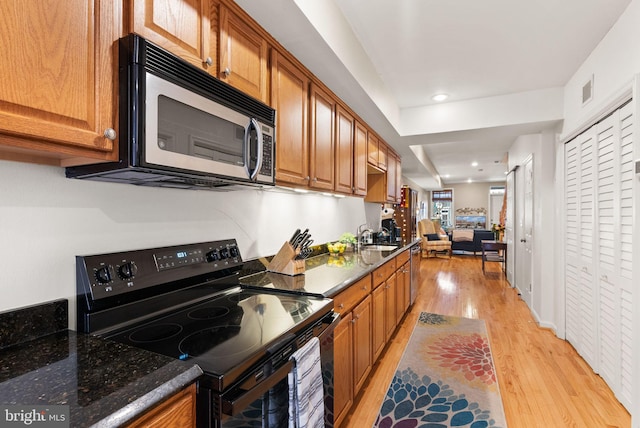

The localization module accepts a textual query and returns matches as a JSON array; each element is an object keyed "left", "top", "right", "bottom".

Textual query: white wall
[
  {"left": 559, "top": 1, "right": 640, "bottom": 423},
  {"left": 562, "top": 0, "right": 640, "bottom": 138},
  {"left": 0, "top": 160, "right": 367, "bottom": 326},
  {"left": 508, "top": 132, "right": 556, "bottom": 329}
]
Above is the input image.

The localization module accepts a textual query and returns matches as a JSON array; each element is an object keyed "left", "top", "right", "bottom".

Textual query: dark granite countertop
[
  {"left": 240, "top": 239, "right": 421, "bottom": 298},
  {"left": 0, "top": 301, "right": 202, "bottom": 427}
]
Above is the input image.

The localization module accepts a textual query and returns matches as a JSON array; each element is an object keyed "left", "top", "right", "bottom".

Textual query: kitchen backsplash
[{"left": 0, "top": 160, "right": 367, "bottom": 325}]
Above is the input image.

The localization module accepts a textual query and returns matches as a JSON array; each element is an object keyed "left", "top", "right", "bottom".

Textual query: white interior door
[
  {"left": 517, "top": 155, "right": 533, "bottom": 308},
  {"left": 505, "top": 171, "right": 515, "bottom": 285}
]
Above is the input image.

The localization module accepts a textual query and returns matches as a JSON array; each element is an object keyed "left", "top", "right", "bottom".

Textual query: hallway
[{"left": 342, "top": 255, "right": 631, "bottom": 427}]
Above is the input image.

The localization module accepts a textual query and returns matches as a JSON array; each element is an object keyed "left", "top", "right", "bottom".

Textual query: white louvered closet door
[
  {"left": 617, "top": 103, "right": 633, "bottom": 409},
  {"left": 564, "top": 136, "right": 580, "bottom": 349},
  {"left": 564, "top": 126, "right": 598, "bottom": 370},
  {"left": 564, "top": 100, "right": 633, "bottom": 411},
  {"left": 595, "top": 102, "right": 634, "bottom": 410}
]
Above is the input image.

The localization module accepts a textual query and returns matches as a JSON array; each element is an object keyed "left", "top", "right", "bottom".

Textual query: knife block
[{"left": 267, "top": 241, "right": 305, "bottom": 276}]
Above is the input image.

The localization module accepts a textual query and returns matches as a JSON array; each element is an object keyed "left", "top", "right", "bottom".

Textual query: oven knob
[
  {"left": 118, "top": 261, "right": 138, "bottom": 279},
  {"left": 206, "top": 250, "right": 220, "bottom": 262},
  {"left": 219, "top": 247, "right": 230, "bottom": 259},
  {"left": 229, "top": 246, "right": 239, "bottom": 258},
  {"left": 95, "top": 265, "right": 114, "bottom": 284}
]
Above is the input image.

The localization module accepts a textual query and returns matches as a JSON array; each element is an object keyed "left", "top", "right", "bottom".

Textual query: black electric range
[{"left": 75, "top": 240, "right": 336, "bottom": 427}]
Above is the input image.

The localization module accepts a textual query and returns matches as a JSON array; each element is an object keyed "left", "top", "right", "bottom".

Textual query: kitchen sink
[{"left": 360, "top": 245, "right": 398, "bottom": 251}]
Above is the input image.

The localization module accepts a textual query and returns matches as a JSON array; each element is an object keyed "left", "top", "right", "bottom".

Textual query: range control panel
[{"left": 77, "top": 239, "right": 242, "bottom": 302}]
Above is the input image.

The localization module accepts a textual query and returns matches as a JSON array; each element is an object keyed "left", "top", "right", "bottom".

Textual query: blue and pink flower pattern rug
[{"left": 374, "top": 313, "right": 507, "bottom": 428}]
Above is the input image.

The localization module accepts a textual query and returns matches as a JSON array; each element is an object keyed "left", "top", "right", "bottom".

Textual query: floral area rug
[{"left": 374, "top": 313, "right": 507, "bottom": 428}]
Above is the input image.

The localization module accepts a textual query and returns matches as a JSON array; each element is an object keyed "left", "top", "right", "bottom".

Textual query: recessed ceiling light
[
  {"left": 471, "top": 161, "right": 478, "bottom": 167},
  {"left": 432, "top": 93, "right": 448, "bottom": 102},
  {"left": 467, "top": 178, "right": 473, "bottom": 183}
]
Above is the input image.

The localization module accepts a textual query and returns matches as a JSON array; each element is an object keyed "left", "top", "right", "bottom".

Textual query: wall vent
[{"left": 582, "top": 75, "right": 594, "bottom": 105}]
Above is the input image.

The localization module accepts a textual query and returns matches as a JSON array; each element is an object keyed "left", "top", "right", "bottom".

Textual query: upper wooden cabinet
[
  {"left": 367, "top": 132, "right": 379, "bottom": 166},
  {"left": 386, "top": 152, "right": 398, "bottom": 202},
  {"left": 130, "top": 0, "right": 213, "bottom": 73},
  {"left": 0, "top": 0, "right": 122, "bottom": 166},
  {"left": 271, "top": 50, "right": 310, "bottom": 187},
  {"left": 309, "top": 84, "right": 335, "bottom": 191},
  {"left": 353, "top": 121, "right": 368, "bottom": 196},
  {"left": 335, "top": 105, "right": 355, "bottom": 194},
  {"left": 218, "top": 4, "right": 268, "bottom": 102}
]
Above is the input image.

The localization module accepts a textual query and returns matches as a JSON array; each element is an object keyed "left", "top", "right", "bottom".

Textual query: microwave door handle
[{"left": 244, "top": 118, "right": 263, "bottom": 181}]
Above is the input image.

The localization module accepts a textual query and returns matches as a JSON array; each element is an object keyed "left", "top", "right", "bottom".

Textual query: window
[{"left": 431, "top": 189, "right": 453, "bottom": 229}]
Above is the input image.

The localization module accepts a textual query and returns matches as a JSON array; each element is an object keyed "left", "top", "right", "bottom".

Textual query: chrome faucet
[{"left": 357, "top": 223, "right": 373, "bottom": 248}]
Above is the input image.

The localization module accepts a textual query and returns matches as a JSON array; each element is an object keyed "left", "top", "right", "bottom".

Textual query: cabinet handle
[
  {"left": 352, "top": 318, "right": 357, "bottom": 324},
  {"left": 223, "top": 67, "right": 231, "bottom": 77},
  {"left": 305, "top": 176, "right": 310, "bottom": 181},
  {"left": 362, "top": 286, "right": 368, "bottom": 291},
  {"left": 103, "top": 128, "right": 117, "bottom": 140},
  {"left": 601, "top": 274, "right": 609, "bottom": 282},
  {"left": 338, "top": 303, "right": 344, "bottom": 309},
  {"left": 313, "top": 177, "right": 318, "bottom": 182},
  {"left": 204, "top": 57, "right": 213, "bottom": 66}
]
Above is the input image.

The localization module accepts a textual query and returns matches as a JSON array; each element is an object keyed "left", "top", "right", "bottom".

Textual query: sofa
[{"left": 448, "top": 229, "right": 495, "bottom": 255}]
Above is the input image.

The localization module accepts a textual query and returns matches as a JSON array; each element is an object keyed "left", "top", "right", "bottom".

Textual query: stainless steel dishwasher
[{"left": 410, "top": 243, "right": 421, "bottom": 305}]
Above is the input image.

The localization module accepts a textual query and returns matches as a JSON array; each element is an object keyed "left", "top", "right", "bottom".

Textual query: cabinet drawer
[
  {"left": 372, "top": 259, "right": 397, "bottom": 289},
  {"left": 396, "top": 250, "right": 410, "bottom": 266},
  {"left": 334, "top": 276, "right": 372, "bottom": 314}
]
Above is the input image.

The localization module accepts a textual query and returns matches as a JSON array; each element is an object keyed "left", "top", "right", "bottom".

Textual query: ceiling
[{"left": 234, "top": 0, "right": 631, "bottom": 190}]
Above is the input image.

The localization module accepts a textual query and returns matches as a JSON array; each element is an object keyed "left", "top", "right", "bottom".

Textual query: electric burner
[{"left": 128, "top": 323, "right": 183, "bottom": 343}]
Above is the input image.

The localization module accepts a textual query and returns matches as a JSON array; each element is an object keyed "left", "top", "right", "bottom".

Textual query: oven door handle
[{"left": 221, "top": 360, "right": 293, "bottom": 416}]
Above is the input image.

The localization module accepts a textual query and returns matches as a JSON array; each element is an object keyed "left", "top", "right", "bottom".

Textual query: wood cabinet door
[
  {"left": 219, "top": 5, "right": 268, "bottom": 102},
  {"left": 378, "top": 140, "right": 388, "bottom": 171},
  {"left": 131, "top": 0, "right": 212, "bottom": 72},
  {"left": 334, "top": 105, "right": 354, "bottom": 194},
  {"left": 271, "top": 50, "right": 310, "bottom": 186},
  {"left": 386, "top": 153, "right": 397, "bottom": 202},
  {"left": 371, "top": 283, "right": 386, "bottom": 361},
  {"left": 396, "top": 262, "right": 410, "bottom": 324},
  {"left": 126, "top": 383, "right": 196, "bottom": 428},
  {"left": 333, "top": 312, "right": 354, "bottom": 427},
  {"left": 367, "top": 132, "right": 379, "bottom": 166},
  {"left": 352, "top": 295, "right": 372, "bottom": 395},
  {"left": 353, "top": 120, "right": 368, "bottom": 196},
  {"left": 0, "top": 0, "right": 121, "bottom": 164},
  {"left": 385, "top": 273, "right": 397, "bottom": 342},
  {"left": 309, "top": 84, "right": 335, "bottom": 190}
]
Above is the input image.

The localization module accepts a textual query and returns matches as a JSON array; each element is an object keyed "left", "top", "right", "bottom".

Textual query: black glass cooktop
[{"left": 105, "top": 287, "right": 332, "bottom": 381}]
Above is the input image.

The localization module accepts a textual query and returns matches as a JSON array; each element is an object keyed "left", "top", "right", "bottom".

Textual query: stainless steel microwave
[{"left": 66, "top": 34, "right": 276, "bottom": 190}]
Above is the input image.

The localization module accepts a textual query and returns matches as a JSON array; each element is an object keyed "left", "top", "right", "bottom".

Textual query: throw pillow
[{"left": 425, "top": 233, "right": 440, "bottom": 241}]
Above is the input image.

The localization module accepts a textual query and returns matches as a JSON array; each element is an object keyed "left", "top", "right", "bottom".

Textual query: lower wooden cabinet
[
  {"left": 371, "top": 282, "right": 386, "bottom": 361},
  {"left": 384, "top": 273, "right": 397, "bottom": 342},
  {"left": 333, "top": 312, "right": 353, "bottom": 427},
  {"left": 126, "top": 383, "right": 196, "bottom": 428},
  {"left": 333, "top": 252, "right": 411, "bottom": 427},
  {"left": 352, "top": 295, "right": 372, "bottom": 395},
  {"left": 397, "top": 261, "right": 411, "bottom": 325}
]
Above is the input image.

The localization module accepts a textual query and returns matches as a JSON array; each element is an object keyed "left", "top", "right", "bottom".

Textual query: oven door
[
  {"left": 144, "top": 73, "right": 270, "bottom": 183},
  {"left": 198, "top": 312, "right": 338, "bottom": 428}
]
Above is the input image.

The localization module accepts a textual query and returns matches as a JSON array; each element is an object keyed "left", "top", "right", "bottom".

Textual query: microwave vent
[{"left": 142, "top": 41, "right": 275, "bottom": 125}]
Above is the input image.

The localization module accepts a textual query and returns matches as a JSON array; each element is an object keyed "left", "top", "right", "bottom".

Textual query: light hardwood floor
[{"left": 341, "top": 254, "right": 631, "bottom": 428}]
